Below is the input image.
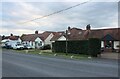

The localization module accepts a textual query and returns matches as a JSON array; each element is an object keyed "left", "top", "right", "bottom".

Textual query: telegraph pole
[{"left": 66, "top": 30, "right": 68, "bottom": 55}]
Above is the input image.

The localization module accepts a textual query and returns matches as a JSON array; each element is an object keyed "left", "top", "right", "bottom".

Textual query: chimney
[
  {"left": 86, "top": 24, "right": 91, "bottom": 30},
  {"left": 67, "top": 26, "right": 71, "bottom": 35},
  {"left": 10, "top": 33, "right": 13, "bottom": 36},
  {"left": 35, "top": 30, "right": 38, "bottom": 34},
  {"left": 68, "top": 26, "right": 71, "bottom": 30}
]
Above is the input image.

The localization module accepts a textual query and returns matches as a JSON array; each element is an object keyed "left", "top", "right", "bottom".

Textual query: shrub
[
  {"left": 88, "top": 38, "right": 101, "bottom": 57},
  {"left": 42, "top": 44, "right": 51, "bottom": 50},
  {"left": 52, "top": 38, "right": 101, "bottom": 57}
]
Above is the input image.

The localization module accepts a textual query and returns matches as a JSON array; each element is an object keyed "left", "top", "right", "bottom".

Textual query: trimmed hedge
[
  {"left": 88, "top": 38, "right": 101, "bottom": 57},
  {"left": 52, "top": 41, "right": 66, "bottom": 53},
  {"left": 67, "top": 40, "right": 88, "bottom": 54},
  {"left": 52, "top": 38, "right": 101, "bottom": 57},
  {"left": 42, "top": 44, "right": 51, "bottom": 50}
]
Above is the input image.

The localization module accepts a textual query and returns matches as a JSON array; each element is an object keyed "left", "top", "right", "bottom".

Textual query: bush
[
  {"left": 67, "top": 40, "right": 88, "bottom": 54},
  {"left": 42, "top": 44, "right": 51, "bottom": 50},
  {"left": 52, "top": 38, "right": 101, "bottom": 57},
  {"left": 52, "top": 40, "right": 88, "bottom": 54},
  {"left": 53, "top": 41, "right": 66, "bottom": 53},
  {"left": 88, "top": 38, "right": 101, "bottom": 57}
]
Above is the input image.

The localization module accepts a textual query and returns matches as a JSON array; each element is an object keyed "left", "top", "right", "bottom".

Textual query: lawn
[{"left": 14, "top": 49, "right": 90, "bottom": 60}]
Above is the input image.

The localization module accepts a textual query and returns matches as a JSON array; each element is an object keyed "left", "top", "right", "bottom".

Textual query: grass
[{"left": 14, "top": 49, "right": 90, "bottom": 60}]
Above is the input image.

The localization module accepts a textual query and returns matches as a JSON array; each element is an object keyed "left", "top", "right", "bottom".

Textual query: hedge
[
  {"left": 67, "top": 40, "right": 88, "bottom": 54},
  {"left": 52, "top": 38, "right": 101, "bottom": 57},
  {"left": 88, "top": 38, "right": 101, "bottom": 57}
]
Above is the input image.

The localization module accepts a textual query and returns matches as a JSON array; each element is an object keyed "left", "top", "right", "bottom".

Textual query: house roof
[
  {"left": 20, "top": 34, "right": 44, "bottom": 42},
  {"left": 67, "top": 28, "right": 85, "bottom": 40},
  {"left": 2, "top": 36, "right": 19, "bottom": 40},
  {"left": 20, "top": 27, "right": 120, "bottom": 42},
  {"left": 51, "top": 27, "right": 120, "bottom": 41},
  {"left": 50, "top": 32, "right": 65, "bottom": 41},
  {"left": 9, "top": 36, "right": 19, "bottom": 40},
  {"left": 89, "top": 28, "right": 120, "bottom": 40},
  {"left": 21, "top": 31, "right": 58, "bottom": 42},
  {"left": 41, "top": 31, "right": 56, "bottom": 40},
  {"left": 101, "top": 34, "right": 115, "bottom": 41}
]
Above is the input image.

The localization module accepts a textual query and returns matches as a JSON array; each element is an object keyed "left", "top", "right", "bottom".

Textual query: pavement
[
  {"left": 100, "top": 52, "right": 119, "bottom": 60},
  {"left": 2, "top": 49, "right": 118, "bottom": 77}
]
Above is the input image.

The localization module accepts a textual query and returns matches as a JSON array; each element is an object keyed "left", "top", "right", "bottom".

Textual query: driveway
[
  {"left": 101, "top": 52, "right": 119, "bottom": 59},
  {"left": 2, "top": 49, "right": 118, "bottom": 77}
]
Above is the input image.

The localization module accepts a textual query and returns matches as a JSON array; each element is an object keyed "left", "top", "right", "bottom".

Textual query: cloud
[
  {"left": 1, "top": 0, "right": 119, "bottom": 2},
  {"left": 1, "top": 2, "right": 118, "bottom": 36},
  {"left": 0, "top": 27, "right": 44, "bottom": 36}
]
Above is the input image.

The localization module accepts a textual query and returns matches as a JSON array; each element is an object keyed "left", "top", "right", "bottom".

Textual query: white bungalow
[{"left": 20, "top": 31, "right": 44, "bottom": 49}]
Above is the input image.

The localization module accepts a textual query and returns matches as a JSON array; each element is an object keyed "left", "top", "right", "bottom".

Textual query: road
[{"left": 2, "top": 49, "right": 118, "bottom": 77}]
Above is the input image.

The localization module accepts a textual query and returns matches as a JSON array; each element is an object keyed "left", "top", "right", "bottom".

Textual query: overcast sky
[{"left": 0, "top": 0, "right": 119, "bottom": 36}]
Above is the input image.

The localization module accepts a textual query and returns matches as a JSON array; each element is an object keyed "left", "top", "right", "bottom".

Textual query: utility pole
[{"left": 66, "top": 30, "right": 68, "bottom": 55}]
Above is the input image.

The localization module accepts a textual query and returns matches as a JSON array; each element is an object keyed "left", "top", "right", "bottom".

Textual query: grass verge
[{"left": 14, "top": 49, "right": 90, "bottom": 60}]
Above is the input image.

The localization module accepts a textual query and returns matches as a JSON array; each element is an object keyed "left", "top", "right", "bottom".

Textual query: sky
[{"left": 0, "top": 0, "right": 119, "bottom": 36}]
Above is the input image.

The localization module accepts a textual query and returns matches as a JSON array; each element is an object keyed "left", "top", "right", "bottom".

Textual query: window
[
  {"left": 38, "top": 41, "right": 42, "bottom": 46},
  {"left": 105, "top": 41, "right": 112, "bottom": 48},
  {"left": 31, "top": 42, "right": 33, "bottom": 46}
]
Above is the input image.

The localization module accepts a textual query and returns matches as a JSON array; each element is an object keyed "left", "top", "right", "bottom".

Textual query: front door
[{"left": 104, "top": 40, "right": 114, "bottom": 52}]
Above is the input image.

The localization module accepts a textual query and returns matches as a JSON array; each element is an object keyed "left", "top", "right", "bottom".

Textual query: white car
[
  {"left": 24, "top": 45, "right": 33, "bottom": 49},
  {"left": 13, "top": 44, "right": 24, "bottom": 50}
]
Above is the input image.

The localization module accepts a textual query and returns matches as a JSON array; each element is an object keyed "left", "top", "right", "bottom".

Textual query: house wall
[
  {"left": 44, "top": 33, "right": 54, "bottom": 45},
  {"left": 22, "top": 41, "right": 34, "bottom": 48},
  {"left": 114, "top": 41, "right": 119, "bottom": 49},
  {"left": 30, "top": 41, "right": 35, "bottom": 48},
  {"left": 18, "top": 38, "right": 22, "bottom": 43},
  {"left": 35, "top": 37, "right": 44, "bottom": 48},
  {"left": 101, "top": 41, "right": 104, "bottom": 48},
  {"left": 58, "top": 36, "right": 66, "bottom": 41},
  {"left": 22, "top": 37, "right": 44, "bottom": 49},
  {"left": 29, "top": 41, "right": 32, "bottom": 46}
]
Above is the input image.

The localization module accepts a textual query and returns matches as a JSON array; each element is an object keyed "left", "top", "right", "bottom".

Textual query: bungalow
[
  {"left": 51, "top": 25, "right": 120, "bottom": 52},
  {"left": 20, "top": 31, "right": 65, "bottom": 49},
  {"left": 84, "top": 25, "right": 120, "bottom": 52},
  {"left": 20, "top": 31, "right": 44, "bottom": 49},
  {"left": 50, "top": 32, "right": 66, "bottom": 42},
  {"left": 41, "top": 31, "right": 56, "bottom": 46},
  {"left": 1, "top": 34, "right": 22, "bottom": 48}
]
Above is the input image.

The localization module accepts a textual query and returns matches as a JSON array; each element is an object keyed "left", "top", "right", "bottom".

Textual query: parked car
[
  {"left": 5, "top": 45, "right": 12, "bottom": 49},
  {"left": 2, "top": 42, "right": 12, "bottom": 49},
  {"left": 24, "top": 45, "right": 32, "bottom": 49},
  {"left": 1, "top": 43, "right": 6, "bottom": 48},
  {"left": 13, "top": 44, "right": 24, "bottom": 50}
]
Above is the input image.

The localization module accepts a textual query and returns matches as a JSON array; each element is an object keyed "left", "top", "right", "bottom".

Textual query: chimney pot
[
  {"left": 68, "top": 26, "right": 71, "bottom": 30},
  {"left": 10, "top": 33, "right": 13, "bottom": 36},
  {"left": 86, "top": 24, "right": 91, "bottom": 30},
  {"left": 35, "top": 30, "right": 38, "bottom": 34}
]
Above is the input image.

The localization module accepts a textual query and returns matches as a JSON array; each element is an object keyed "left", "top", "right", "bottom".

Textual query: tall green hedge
[
  {"left": 52, "top": 38, "right": 101, "bottom": 57},
  {"left": 67, "top": 40, "right": 88, "bottom": 54},
  {"left": 88, "top": 38, "right": 101, "bottom": 57}
]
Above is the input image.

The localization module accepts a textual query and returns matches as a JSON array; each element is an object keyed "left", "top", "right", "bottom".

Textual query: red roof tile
[
  {"left": 20, "top": 34, "right": 44, "bottom": 42},
  {"left": 2, "top": 36, "right": 19, "bottom": 40},
  {"left": 50, "top": 32, "right": 65, "bottom": 41},
  {"left": 51, "top": 27, "right": 120, "bottom": 41},
  {"left": 41, "top": 31, "right": 56, "bottom": 40}
]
